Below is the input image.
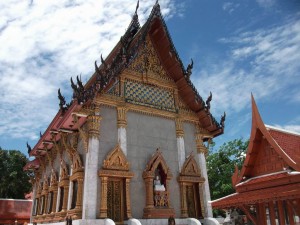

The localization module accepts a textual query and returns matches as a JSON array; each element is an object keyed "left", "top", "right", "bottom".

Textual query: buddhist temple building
[
  {"left": 211, "top": 96, "right": 300, "bottom": 225},
  {"left": 25, "top": 2, "right": 225, "bottom": 225}
]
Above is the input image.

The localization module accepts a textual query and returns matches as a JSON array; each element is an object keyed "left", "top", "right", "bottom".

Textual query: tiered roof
[
  {"left": 25, "top": 1, "right": 224, "bottom": 168},
  {"left": 211, "top": 95, "right": 300, "bottom": 208}
]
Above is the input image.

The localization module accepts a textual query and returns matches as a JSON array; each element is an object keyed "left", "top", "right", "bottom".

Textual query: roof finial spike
[
  {"left": 155, "top": 0, "right": 159, "bottom": 5},
  {"left": 26, "top": 142, "right": 32, "bottom": 155},
  {"left": 206, "top": 91, "right": 212, "bottom": 111},
  {"left": 220, "top": 112, "right": 226, "bottom": 128},
  {"left": 135, "top": 0, "right": 139, "bottom": 15},
  {"left": 185, "top": 58, "right": 193, "bottom": 78},
  {"left": 101, "top": 54, "right": 105, "bottom": 65}
]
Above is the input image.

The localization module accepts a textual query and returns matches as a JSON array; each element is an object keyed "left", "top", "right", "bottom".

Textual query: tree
[
  {"left": 0, "top": 148, "right": 32, "bottom": 199},
  {"left": 207, "top": 138, "right": 249, "bottom": 201}
]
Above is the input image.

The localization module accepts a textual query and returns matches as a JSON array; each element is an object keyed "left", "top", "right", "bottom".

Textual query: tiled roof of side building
[{"left": 266, "top": 125, "right": 300, "bottom": 163}]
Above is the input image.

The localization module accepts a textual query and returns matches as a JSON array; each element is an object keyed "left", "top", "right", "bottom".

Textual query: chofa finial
[
  {"left": 26, "top": 142, "right": 32, "bottom": 155},
  {"left": 185, "top": 58, "right": 193, "bottom": 78},
  {"left": 206, "top": 91, "right": 212, "bottom": 111},
  {"left": 220, "top": 112, "right": 226, "bottom": 128},
  {"left": 135, "top": 0, "right": 139, "bottom": 14}
]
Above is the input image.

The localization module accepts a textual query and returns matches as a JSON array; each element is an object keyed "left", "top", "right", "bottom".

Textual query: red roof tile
[{"left": 267, "top": 127, "right": 300, "bottom": 162}]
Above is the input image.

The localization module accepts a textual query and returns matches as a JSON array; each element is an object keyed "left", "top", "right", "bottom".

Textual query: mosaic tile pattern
[
  {"left": 107, "top": 81, "right": 120, "bottom": 96},
  {"left": 125, "top": 80, "right": 176, "bottom": 112}
]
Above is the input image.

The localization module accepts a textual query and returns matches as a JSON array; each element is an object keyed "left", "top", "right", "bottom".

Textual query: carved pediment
[
  {"left": 102, "top": 144, "right": 130, "bottom": 171},
  {"left": 60, "top": 159, "right": 69, "bottom": 180},
  {"left": 42, "top": 175, "right": 49, "bottom": 190},
  {"left": 143, "top": 148, "right": 172, "bottom": 179},
  {"left": 50, "top": 169, "right": 58, "bottom": 186},
  {"left": 181, "top": 154, "right": 201, "bottom": 177},
  {"left": 128, "top": 36, "right": 172, "bottom": 83},
  {"left": 72, "top": 152, "right": 83, "bottom": 172}
]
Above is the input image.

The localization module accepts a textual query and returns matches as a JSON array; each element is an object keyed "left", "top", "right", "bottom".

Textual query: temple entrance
[
  {"left": 107, "top": 178, "right": 124, "bottom": 223},
  {"left": 186, "top": 184, "right": 201, "bottom": 218},
  {"left": 99, "top": 144, "right": 134, "bottom": 221},
  {"left": 178, "top": 154, "right": 205, "bottom": 218}
]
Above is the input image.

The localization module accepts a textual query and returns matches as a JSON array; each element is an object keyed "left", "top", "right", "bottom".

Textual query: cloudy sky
[{"left": 0, "top": 0, "right": 299, "bottom": 156}]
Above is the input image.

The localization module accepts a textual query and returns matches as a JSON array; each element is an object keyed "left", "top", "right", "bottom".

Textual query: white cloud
[
  {"left": 194, "top": 16, "right": 300, "bottom": 116},
  {"left": 272, "top": 124, "right": 300, "bottom": 134},
  {"left": 222, "top": 2, "right": 239, "bottom": 14},
  {"left": 0, "top": 0, "right": 178, "bottom": 141},
  {"left": 256, "top": 0, "right": 276, "bottom": 8}
]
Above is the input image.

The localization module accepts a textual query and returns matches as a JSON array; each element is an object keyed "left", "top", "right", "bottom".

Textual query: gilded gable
[{"left": 127, "top": 36, "right": 172, "bottom": 83}]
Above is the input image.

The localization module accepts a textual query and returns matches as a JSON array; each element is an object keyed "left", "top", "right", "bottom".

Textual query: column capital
[
  {"left": 195, "top": 133, "right": 208, "bottom": 155},
  {"left": 88, "top": 115, "right": 102, "bottom": 139},
  {"left": 175, "top": 117, "right": 184, "bottom": 138},
  {"left": 117, "top": 106, "right": 128, "bottom": 128}
]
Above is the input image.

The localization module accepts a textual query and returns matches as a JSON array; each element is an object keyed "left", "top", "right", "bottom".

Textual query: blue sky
[{"left": 0, "top": 0, "right": 299, "bottom": 156}]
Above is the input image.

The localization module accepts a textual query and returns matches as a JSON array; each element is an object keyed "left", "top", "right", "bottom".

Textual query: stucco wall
[
  {"left": 126, "top": 111, "right": 180, "bottom": 218},
  {"left": 183, "top": 122, "right": 197, "bottom": 156}
]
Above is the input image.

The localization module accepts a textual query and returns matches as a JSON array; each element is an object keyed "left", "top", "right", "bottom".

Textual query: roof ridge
[{"left": 265, "top": 124, "right": 300, "bottom": 137}]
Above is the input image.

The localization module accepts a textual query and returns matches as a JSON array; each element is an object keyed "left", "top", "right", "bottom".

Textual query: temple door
[
  {"left": 186, "top": 184, "right": 201, "bottom": 218},
  {"left": 107, "top": 178, "right": 124, "bottom": 223}
]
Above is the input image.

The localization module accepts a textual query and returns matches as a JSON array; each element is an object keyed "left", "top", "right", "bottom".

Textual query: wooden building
[
  {"left": 25, "top": 2, "right": 225, "bottom": 225},
  {"left": 211, "top": 96, "right": 300, "bottom": 225}
]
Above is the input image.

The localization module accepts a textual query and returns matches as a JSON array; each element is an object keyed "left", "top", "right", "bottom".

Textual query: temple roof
[
  {"left": 233, "top": 95, "right": 300, "bottom": 185},
  {"left": 211, "top": 95, "right": 300, "bottom": 209},
  {"left": 27, "top": 2, "right": 224, "bottom": 159},
  {"left": 211, "top": 181, "right": 300, "bottom": 208}
]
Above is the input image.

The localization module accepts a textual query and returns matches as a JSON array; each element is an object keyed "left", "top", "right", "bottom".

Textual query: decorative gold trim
[
  {"left": 195, "top": 133, "right": 208, "bottom": 155},
  {"left": 178, "top": 154, "right": 205, "bottom": 218},
  {"left": 88, "top": 115, "right": 102, "bottom": 139},
  {"left": 98, "top": 144, "right": 133, "bottom": 220},
  {"left": 102, "top": 144, "right": 130, "bottom": 171},
  {"left": 142, "top": 149, "right": 174, "bottom": 218},
  {"left": 117, "top": 106, "right": 128, "bottom": 128},
  {"left": 175, "top": 117, "right": 184, "bottom": 137},
  {"left": 95, "top": 94, "right": 199, "bottom": 123}
]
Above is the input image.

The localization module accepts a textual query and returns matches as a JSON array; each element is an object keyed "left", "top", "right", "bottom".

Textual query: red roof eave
[{"left": 211, "top": 182, "right": 300, "bottom": 209}]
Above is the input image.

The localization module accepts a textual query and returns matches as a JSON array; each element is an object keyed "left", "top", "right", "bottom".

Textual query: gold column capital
[
  {"left": 88, "top": 115, "right": 102, "bottom": 139},
  {"left": 175, "top": 117, "right": 184, "bottom": 138},
  {"left": 195, "top": 133, "right": 208, "bottom": 155},
  {"left": 117, "top": 106, "right": 128, "bottom": 128}
]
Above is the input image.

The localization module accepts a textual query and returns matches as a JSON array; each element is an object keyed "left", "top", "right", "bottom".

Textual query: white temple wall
[
  {"left": 97, "top": 106, "right": 118, "bottom": 210},
  {"left": 126, "top": 111, "right": 180, "bottom": 218},
  {"left": 183, "top": 122, "right": 197, "bottom": 156}
]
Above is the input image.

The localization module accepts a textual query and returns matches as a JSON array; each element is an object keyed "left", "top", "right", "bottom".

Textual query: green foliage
[
  {"left": 207, "top": 138, "right": 249, "bottom": 201},
  {"left": 0, "top": 148, "right": 32, "bottom": 199}
]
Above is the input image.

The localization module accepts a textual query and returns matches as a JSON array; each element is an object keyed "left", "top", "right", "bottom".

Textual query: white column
[
  {"left": 175, "top": 118, "right": 185, "bottom": 171},
  {"left": 82, "top": 136, "right": 100, "bottom": 219},
  {"left": 118, "top": 127, "right": 127, "bottom": 156},
  {"left": 197, "top": 152, "right": 213, "bottom": 218},
  {"left": 117, "top": 107, "right": 127, "bottom": 155},
  {"left": 56, "top": 187, "right": 61, "bottom": 212},
  {"left": 82, "top": 114, "right": 101, "bottom": 219},
  {"left": 177, "top": 137, "right": 185, "bottom": 171},
  {"left": 67, "top": 168, "right": 73, "bottom": 210},
  {"left": 56, "top": 165, "right": 62, "bottom": 212}
]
